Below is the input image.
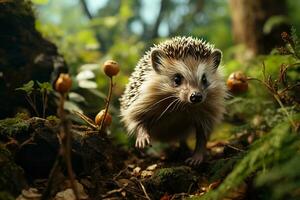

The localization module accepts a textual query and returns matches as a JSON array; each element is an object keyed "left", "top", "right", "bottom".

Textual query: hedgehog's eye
[
  {"left": 202, "top": 73, "right": 208, "bottom": 87},
  {"left": 174, "top": 73, "right": 182, "bottom": 87}
]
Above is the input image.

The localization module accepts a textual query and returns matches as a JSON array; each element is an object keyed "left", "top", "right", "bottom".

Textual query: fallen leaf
[
  {"left": 141, "top": 170, "right": 153, "bottom": 178},
  {"left": 208, "top": 180, "right": 222, "bottom": 190},
  {"left": 146, "top": 164, "right": 158, "bottom": 171},
  {"left": 16, "top": 188, "right": 41, "bottom": 200},
  {"left": 132, "top": 166, "right": 141, "bottom": 176},
  {"left": 55, "top": 180, "right": 89, "bottom": 200}
]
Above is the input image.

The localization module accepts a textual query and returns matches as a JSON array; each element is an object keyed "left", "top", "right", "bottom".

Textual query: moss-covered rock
[
  {"left": 0, "top": 191, "right": 14, "bottom": 200},
  {"left": 0, "top": 115, "right": 30, "bottom": 138},
  {"left": 0, "top": 146, "right": 27, "bottom": 196},
  {"left": 145, "top": 166, "right": 198, "bottom": 199}
]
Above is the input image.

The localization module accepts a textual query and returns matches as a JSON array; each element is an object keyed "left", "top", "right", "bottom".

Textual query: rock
[
  {"left": 0, "top": 146, "right": 27, "bottom": 196},
  {"left": 145, "top": 166, "right": 197, "bottom": 199}
]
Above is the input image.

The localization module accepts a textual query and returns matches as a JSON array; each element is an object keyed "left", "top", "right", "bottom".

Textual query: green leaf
[
  {"left": 15, "top": 80, "right": 34, "bottom": 95},
  {"left": 31, "top": 0, "right": 49, "bottom": 5},
  {"left": 263, "top": 15, "right": 289, "bottom": 34},
  {"left": 196, "top": 122, "right": 295, "bottom": 200},
  {"left": 64, "top": 100, "right": 83, "bottom": 113},
  {"left": 37, "top": 81, "right": 53, "bottom": 93},
  {"left": 291, "top": 27, "right": 300, "bottom": 55},
  {"left": 69, "top": 92, "right": 86, "bottom": 103},
  {"left": 89, "top": 17, "right": 118, "bottom": 28}
]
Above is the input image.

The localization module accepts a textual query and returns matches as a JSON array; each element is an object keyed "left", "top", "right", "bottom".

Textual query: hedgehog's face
[{"left": 151, "top": 49, "right": 222, "bottom": 105}]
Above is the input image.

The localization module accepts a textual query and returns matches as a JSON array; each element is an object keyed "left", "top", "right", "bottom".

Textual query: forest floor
[{"left": 0, "top": 114, "right": 250, "bottom": 200}]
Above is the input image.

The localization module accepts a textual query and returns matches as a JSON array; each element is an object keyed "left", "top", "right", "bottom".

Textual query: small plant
[
  {"left": 42, "top": 73, "right": 79, "bottom": 200},
  {"left": 246, "top": 30, "right": 300, "bottom": 131},
  {"left": 15, "top": 80, "right": 39, "bottom": 116},
  {"left": 74, "top": 59, "right": 120, "bottom": 133},
  {"left": 99, "top": 60, "right": 120, "bottom": 132},
  {"left": 197, "top": 28, "right": 300, "bottom": 200},
  {"left": 16, "top": 80, "right": 53, "bottom": 118},
  {"left": 37, "top": 81, "right": 53, "bottom": 118}
]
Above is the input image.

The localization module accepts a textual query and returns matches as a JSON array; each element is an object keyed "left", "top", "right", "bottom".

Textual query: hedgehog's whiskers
[
  {"left": 157, "top": 99, "right": 178, "bottom": 121},
  {"left": 171, "top": 98, "right": 182, "bottom": 112},
  {"left": 151, "top": 95, "right": 176, "bottom": 108}
]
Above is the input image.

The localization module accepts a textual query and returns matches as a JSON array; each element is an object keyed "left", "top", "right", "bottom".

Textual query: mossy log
[{"left": 0, "top": 115, "right": 126, "bottom": 198}]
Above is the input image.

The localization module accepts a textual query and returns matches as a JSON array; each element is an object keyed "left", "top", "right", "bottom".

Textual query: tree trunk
[
  {"left": 0, "top": 0, "right": 68, "bottom": 118},
  {"left": 229, "top": 0, "right": 289, "bottom": 56}
]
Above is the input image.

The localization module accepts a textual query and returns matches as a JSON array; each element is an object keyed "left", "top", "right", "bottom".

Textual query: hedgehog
[{"left": 119, "top": 36, "right": 226, "bottom": 165}]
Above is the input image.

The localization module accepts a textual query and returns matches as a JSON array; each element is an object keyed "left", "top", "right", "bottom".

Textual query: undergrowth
[{"left": 193, "top": 29, "right": 300, "bottom": 200}]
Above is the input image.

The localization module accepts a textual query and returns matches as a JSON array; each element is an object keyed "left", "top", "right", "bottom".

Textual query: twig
[
  {"left": 42, "top": 90, "right": 48, "bottom": 118},
  {"left": 226, "top": 144, "right": 245, "bottom": 152},
  {"left": 19, "top": 137, "right": 34, "bottom": 148},
  {"left": 113, "top": 167, "right": 129, "bottom": 180},
  {"left": 79, "top": 0, "right": 107, "bottom": 52},
  {"left": 41, "top": 155, "right": 62, "bottom": 200},
  {"left": 279, "top": 83, "right": 300, "bottom": 94},
  {"left": 249, "top": 76, "right": 297, "bottom": 130},
  {"left": 273, "top": 94, "right": 297, "bottom": 131},
  {"left": 99, "top": 77, "right": 113, "bottom": 132},
  {"left": 59, "top": 94, "right": 80, "bottom": 200},
  {"left": 101, "top": 184, "right": 128, "bottom": 198},
  {"left": 247, "top": 77, "right": 274, "bottom": 92},
  {"left": 25, "top": 95, "right": 39, "bottom": 117},
  {"left": 171, "top": 193, "right": 188, "bottom": 200},
  {"left": 137, "top": 180, "right": 151, "bottom": 200},
  {"left": 73, "top": 110, "right": 98, "bottom": 129}
]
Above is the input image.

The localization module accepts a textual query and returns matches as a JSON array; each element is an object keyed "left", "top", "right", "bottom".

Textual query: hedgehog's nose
[{"left": 190, "top": 92, "right": 203, "bottom": 103}]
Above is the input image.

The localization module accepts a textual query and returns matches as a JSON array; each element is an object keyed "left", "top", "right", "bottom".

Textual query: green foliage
[
  {"left": 37, "top": 81, "right": 53, "bottom": 93},
  {"left": 192, "top": 29, "right": 300, "bottom": 200},
  {"left": 263, "top": 15, "right": 289, "bottom": 34},
  {"left": 0, "top": 146, "right": 26, "bottom": 196},
  {"left": 15, "top": 80, "right": 53, "bottom": 117},
  {"left": 0, "top": 191, "right": 14, "bottom": 200},
  {"left": 15, "top": 80, "right": 34, "bottom": 95},
  {"left": 208, "top": 156, "right": 241, "bottom": 182},
  {"left": 0, "top": 116, "right": 29, "bottom": 137},
  {"left": 256, "top": 155, "right": 300, "bottom": 199},
  {"left": 148, "top": 166, "right": 197, "bottom": 199},
  {"left": 31, "top": 0, "right": 48, "bottom": 5},
  {"left": 195, "top": 122, "right": 299, "bottom": 200},
  {"left": 291, "top": 27, "right": 300, "bottom": 58}
]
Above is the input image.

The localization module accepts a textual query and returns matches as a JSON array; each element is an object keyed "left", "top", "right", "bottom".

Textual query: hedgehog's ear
[
  {"left": 211, "top": 49, "right": 222, "bottom": 71},
  {"left": 151, "top": 49, "right": 167, "bottom": 73}
]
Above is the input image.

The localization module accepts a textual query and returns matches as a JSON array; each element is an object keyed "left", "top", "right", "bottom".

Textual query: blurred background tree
[{"left": 229, "top": 0, "right": 290, "bottom": 56}]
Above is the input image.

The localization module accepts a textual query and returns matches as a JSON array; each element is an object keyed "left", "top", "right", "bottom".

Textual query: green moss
[
  {"left": 0, "top": 191, "right": 14, "bottom": 200},
  {"left": 146, "top": 166, "right": 197, "bottom": 198},
  {"left": 207, "top": 155, "right": 241, "bottom": 182},
  {"left": 46, "top": 115, "right": 60, "bottom": 125},
  {"left": 0, "top": 116, "right": 29, "bottom": 137},
  {"left": 155, "top": 167, "right": 177, "bottom": 177},
  {"left": 0, "top": 0, "right": 35, "bottom": 17},
  {"left": 0, "top": 146, "right": 26, "bottom": 196},
  {"left": 14, "top": 112, "right": 30, "bottom": 120}
]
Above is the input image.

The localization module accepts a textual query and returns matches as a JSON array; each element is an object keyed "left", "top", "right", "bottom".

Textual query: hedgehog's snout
[{"left": 190, "top": 92, "right": 203, "bottom": 104}]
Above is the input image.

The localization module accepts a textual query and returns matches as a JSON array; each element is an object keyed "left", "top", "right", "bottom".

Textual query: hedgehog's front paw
[
  {"left": 135, "top": 131, "right": 150, "bottom": 148},
  {"left": 185, "top": 152, "right": 204, "bottom": 166}
]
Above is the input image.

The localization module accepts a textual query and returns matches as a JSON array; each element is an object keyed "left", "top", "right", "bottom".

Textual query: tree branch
[
  {"left": 148, "top": 0, "right": 168, "bottom": 39},
  {"left": 79, "top": 0, "right": 107, "bottom": 52}
]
